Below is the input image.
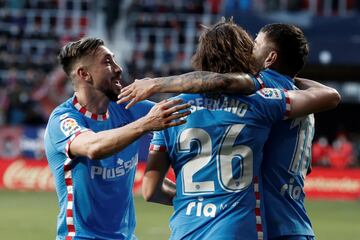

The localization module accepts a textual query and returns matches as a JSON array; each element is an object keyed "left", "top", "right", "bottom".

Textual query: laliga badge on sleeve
[
  {"left": 257, "top": 88, "right": 282, "bottom": 99},
  {"left": 60, "top": 118, "right": 81, "bottom": 137}
]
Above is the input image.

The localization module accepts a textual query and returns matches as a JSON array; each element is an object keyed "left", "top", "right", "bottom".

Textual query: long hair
[{"left": 192, "top": 18, "right": 256, "bottom": 74}]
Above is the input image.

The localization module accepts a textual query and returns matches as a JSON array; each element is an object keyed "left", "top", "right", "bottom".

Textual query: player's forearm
[
  {"left": 288, "top": 87, "right": 341, "bottom": 118},
  {"left": 144, "top": 184, "right": 174, "bottom": 206},
  {"left": 161, "top": 178, "right": 176, "bottom": 205},
  {"left": 294, "top": 77, "right": 341, "bottom": 108},
  {"left": 142, "top": 176, "right": 174, "bottom": 206},
  {"left": 152, "top": 71, "right": 255, "bottom": 95},
  {"left": 149, "top": 184, "right": 175, "bottom": 206},
  {"left": 78, "top": 118, "right": 151, "bottom": 160},
  {"left": 142, "top": 153, "right": 174, "bottom": 205}
]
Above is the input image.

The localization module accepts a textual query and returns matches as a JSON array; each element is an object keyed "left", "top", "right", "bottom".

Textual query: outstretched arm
[
  {"left": 142, "top": 151, "right": 175, "bottom": 206},
  {"left": 288, "top": 80, "right": 341, "bottom": 118},
  {"left": 118, "top": 71, "right": 255, "bottom": 109},
  {"left": 70, "top": 99, "right": 190, "bottom": 160}
]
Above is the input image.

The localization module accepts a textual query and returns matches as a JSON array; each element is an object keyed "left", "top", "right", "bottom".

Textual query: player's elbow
[
  {"left": 86, "top": 144, "right": 105, "bottom": 160},
  {"left": 142, "top": 179, "right": 157, "bottom": 202},
  {"left": 328, "top": 88, "right": 341, "bottom": 109},
  {"left": 241, "top": 75, "right": 256, "bottom": 95},
  {"left": 317, "top": 87, "right": 341, "bottom": 110},
  {"left": 142, "top": 190, "right": 154, "bottom": 202}
]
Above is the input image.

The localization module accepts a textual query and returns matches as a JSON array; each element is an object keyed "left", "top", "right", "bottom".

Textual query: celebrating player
[
  {"left": 138, "top": 20, "right": 339, "bottom": 239},
  {"left": 44, "top": 38, "right": 190, "bottom": 240},
  {"left": 117, "top": 21, "right": 340, "bottom": 240},
  {"left": 253, "top": 23, "right": 318, "bottom": 240}
]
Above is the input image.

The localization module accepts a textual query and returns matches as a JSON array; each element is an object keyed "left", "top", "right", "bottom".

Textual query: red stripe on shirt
[
  {"left": 66, "top": 209, "right": 73, "bottom": 217},
  {"left": 65, "top": 178, "right": 73, "bottom": 186}
]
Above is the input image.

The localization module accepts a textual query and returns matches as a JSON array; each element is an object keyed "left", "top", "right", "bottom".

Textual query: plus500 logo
[{"left": 90, "top": 154, "right": 138, "bottom": 180}]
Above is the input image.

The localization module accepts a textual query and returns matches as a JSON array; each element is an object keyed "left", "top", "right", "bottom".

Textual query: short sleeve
[
  {"left": 149, "top": 130, "right": 167, "bottom": 152},
  {"left": 127, "top": 100, "right": 155, "bottom": 120},
  {"left": 45, "top": 111, "right": 90, "bottom": 158},
  {"left": 254, "top": 88, "right": 290, "bottom": 123}
]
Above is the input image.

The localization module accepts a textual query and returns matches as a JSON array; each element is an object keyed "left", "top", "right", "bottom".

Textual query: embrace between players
[{"left": 45, "top": 18, "right": 340, "bottom": 240}]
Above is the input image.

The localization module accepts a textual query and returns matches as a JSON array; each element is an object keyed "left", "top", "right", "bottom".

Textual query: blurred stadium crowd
[{"left": 0, "top": 0, "right": 359, "bottom": 169}]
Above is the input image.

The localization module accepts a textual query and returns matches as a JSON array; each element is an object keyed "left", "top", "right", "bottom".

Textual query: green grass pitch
[{"left": 1, "top": 190, "right": 359, "bottom": 239}]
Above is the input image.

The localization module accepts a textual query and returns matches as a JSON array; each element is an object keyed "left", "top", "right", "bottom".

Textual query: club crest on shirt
[
  {"left": 257, "top": 88, "right": 282, "bottom": 99},
  {"left": 60, "top": 118, "right": 81, "bottom": 137}
]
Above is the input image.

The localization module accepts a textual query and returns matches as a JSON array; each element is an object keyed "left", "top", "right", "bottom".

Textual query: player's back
[
  {"left": 258, "top": 69, "right": 315, "bottom": 238},
  {"left": 151, "top": 91, "right": 288, "bottom": 240}
]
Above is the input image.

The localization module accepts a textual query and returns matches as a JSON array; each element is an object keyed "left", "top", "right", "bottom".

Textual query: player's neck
[{"left": 74, "top": 91, "right": 109, "bottom": 115}]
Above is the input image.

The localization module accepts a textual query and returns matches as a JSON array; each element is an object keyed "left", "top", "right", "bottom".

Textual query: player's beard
[
  {"left": 104, "top": 87, "right": 120, "bottom": 102},
  {"left": 99, "top": 80, "right": 120, "bottom": 102}
]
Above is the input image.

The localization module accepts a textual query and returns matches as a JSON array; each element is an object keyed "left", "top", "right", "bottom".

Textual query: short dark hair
[
  {"left": 58, "top": 37, "right": 104, "bottom": 76},
  {"left": 191, "top": 18, "right": 256, "bottom": 74},
  {"left": 260, "top": 23, "right": 309, "bottom": 77}
]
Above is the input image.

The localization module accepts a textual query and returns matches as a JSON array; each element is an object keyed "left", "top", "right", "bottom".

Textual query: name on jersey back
[{"left": 187, "top": 96, "right": 248, "bottom": 118}]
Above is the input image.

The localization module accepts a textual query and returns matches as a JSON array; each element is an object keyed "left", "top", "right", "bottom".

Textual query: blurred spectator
[
  {"left": 352, "top": 135, "right": 360, "bottom": 167},
  {"left": 162, "top": 35, "right": 174, "bottom": 66},
  {"left": 287, "top": 0, "right": 303, "bottom": 11},
  {"left": 144, "top": 41, "right": 155, "bottom": 70},
  {"left": 312, "top": 136, "right": 332, "bottom": 167},
  {"left": 328, "top": 133, "right": 355, "bottom": 168},
  {"left": 208, "top": 0, "right": 222, "bottom": 14},
  {"left": 312, "top": 134, "right": 357, "bottom": 169},
  {"left": 32, "top": 66, "right": 72, "bottom": 117},
  {"left": 0, "top": 0, "right": 91, "bottom": 127},
  {"left": 104, "top": 0, "right": 122, "bottom": 42},
  {"left": 0, "top": 88, "right": 8, "bottom": 124},
  {"left": 7, "top": 82, "right": 26, "bottom": 125},
  {"left": 0, "top": 126, "right": 22, "bottom": 158},
  {"left": 3, "top": 135, "right": 18, "bottom": 158}
]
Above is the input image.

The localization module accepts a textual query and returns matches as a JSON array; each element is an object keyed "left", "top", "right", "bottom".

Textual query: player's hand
[
  {"left": 143, "top": 99, "right": 191, "bottom": 131},
  {"left": 117, "top": 78, "right": 157, "bottom": 109}
]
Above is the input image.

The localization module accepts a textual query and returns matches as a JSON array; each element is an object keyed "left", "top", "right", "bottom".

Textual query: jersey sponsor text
[{"left": 90, "top": 154, "right": 138, "bottom": 180}]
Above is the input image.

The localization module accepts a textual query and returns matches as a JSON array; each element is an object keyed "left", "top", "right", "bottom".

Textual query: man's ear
[
  {"left": 76, "top": 67, "right": 91, "bottom": 82},
  {"left": 264, "top": 51, "right": 277, "bottom": 68}
]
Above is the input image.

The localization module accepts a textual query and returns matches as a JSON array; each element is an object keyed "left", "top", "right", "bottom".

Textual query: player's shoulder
[
  {"left": 259, "top": 69, "right": 295, "bottom": 89},
  {"left": 46, "top": 98, "right": 89, "bottom": 143},
  {"left": 246, "top": 88, "right": 286, "bottom": 111},
  {"left": 48, "top": 98, "right": 79, "bottom": 123},
  {"left": 255, "top": 88, "right": 284, "bottom": 100},
  {"left": 172, "top": 93, "right": 202, "bottom": 102}
]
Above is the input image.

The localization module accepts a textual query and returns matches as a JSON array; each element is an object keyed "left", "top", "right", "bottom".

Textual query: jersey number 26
[{"left": 178, "top": 124, "right": 253, "bottom": 195}]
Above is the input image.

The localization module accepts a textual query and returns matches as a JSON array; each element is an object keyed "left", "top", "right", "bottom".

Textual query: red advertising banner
[
  {"left": 0, "top": 158, "right": 55, "bottom": 191},
  {"left": 0, "top": 160, "right": 172, "bottom": 193},
  {"left": 1, "top": 159, "right": 359, "bottom": 201},
  {"left": 305, "top": 167, "right": 360, "bottom": 200}
]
